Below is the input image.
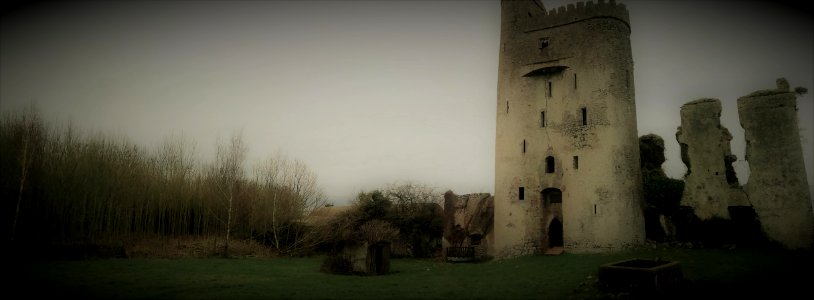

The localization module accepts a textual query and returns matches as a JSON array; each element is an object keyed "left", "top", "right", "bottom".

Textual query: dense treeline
[{"left": 1, "top": 108, "right": 324, "bottom": 256}]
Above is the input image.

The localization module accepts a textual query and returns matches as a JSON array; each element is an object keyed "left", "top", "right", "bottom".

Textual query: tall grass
[{"left": 1, "top": 108, "right": 324, "bottom": 255}]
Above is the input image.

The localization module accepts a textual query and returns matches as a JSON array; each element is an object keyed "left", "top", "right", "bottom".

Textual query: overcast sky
[{"left": 1, "top": 0, "right": 812, "bottom": 205}]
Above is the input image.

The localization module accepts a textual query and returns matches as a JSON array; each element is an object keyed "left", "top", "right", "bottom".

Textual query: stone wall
[
  {"left": 675, "top": 78, "right": 812, "bottom": 249},
  {"left": 443, "top": 191, "right": 494, "bottom": 258},
  {"left": 676, "top": 98, "right": 747, "bottom": 220}
]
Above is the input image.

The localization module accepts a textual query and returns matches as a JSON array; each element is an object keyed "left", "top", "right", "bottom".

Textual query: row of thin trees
[{"left": 1, "top": 107, "right": 325, "bottom": 255}]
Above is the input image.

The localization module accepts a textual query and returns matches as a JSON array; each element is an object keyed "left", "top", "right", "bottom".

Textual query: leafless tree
[
  {"left": 8, "top": 106, "right": 44, "bottom": 242},
  {"left": 210, "top": 131, "right": 247, "bottom": 257},
  {"left": 384, "top": 181, "right": 442, "bottom": 214},
  {"left": 254, "top": 153, "right": 326, "bottom": 254},
  {"left": 382, "top": 181, "right": 444, "bottom": 257}
]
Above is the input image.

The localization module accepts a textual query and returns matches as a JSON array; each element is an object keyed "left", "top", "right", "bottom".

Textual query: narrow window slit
[
  {"left": 547, "top": 81, "right": 552, "bottom": 97},
  {"left": 541, "top": 111, "right": 546, "bottom": 128},
  {"left": 581, "top": 107, "right": 587, "bottom": 125},
  {"left": 546, "top": 156, "right": 555, "bottom": 173}
]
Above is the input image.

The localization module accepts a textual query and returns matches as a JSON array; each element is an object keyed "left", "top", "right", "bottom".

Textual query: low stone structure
[
  {"left": 337, "top": 241, "right": 391, "bottom": 276},
  {"left": 599, "top": 258, "right": 683, "bottom": 293}
]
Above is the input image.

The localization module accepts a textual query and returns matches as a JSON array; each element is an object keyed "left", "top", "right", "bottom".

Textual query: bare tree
[
  {"left": 154, "top": 134, "right": 198, "bottom": 236},
  {"left": 9, "top": 106, "right": 44, "bottom": 242},
  {"left": 283, "top": 158, "right": 326, "bottom": 253},
  {"left": 384, "top": 181, "right": 442, "bottom": 214},
  {"left": 211, "top": 131, "right": 247, "bottom": 257},
  {"left": 382, "top": 181, "right": 444, "bottom": 257},
  {"left": 254, "top": 153, "right": 284, "bottom": 250},
  {"left": 254, "top": 153, "right": 325, "bottom": 254},
  {"left": 155, "top": 134, "right": 197, "bottom": 182}
]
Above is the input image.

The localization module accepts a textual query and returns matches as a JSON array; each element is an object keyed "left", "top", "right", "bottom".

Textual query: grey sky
[{"left": 1, "top": 0, "right": 812, "bottom": 205}]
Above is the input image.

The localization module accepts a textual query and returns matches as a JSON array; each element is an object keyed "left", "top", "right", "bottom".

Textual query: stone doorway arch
[{"left": 542, "top": 188, "right": 564, "bottom": 248}]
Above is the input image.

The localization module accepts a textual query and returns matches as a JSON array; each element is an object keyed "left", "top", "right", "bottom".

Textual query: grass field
[{"left": 11, "top": 246, "right": 813, "bottom": 299}]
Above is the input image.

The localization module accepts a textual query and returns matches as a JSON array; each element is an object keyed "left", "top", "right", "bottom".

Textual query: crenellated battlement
[{"left": 522, "top": 0, "right": 629, "bottom": 31}]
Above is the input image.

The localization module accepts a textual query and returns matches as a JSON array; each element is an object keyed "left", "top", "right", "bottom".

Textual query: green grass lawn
[{"left": 11, "top": 247, "right": 813, "bottom": 299}]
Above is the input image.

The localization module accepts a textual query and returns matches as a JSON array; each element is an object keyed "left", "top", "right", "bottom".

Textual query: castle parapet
[{"left": 521, "top": 0, "right": 629, "bottom": 32}]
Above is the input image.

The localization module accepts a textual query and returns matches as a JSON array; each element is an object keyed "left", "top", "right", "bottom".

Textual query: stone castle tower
[{"left": 494, "top": 0, "right": 644, "bottom": 257}]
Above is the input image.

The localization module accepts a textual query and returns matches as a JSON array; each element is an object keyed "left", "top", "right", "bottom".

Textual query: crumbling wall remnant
[
  {"left": 676, "top": 98, "right": 748, "bottom": 220},
  {"left": 443, "top": 191, "right": 494, "bottom": 259},
  {"left": 738, "top": 78, "right": 813, "bottom": 249},
  {"left": 675, "top": 78, "right": 812, "bottom": 249}
]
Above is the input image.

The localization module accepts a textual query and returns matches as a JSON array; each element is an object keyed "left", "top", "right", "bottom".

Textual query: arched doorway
[
  {"left": 541, "top": 188, "right": 563, "bottom": 248},
  {"left": 548, "top": 218, "right": 563, "bottom": 247}
]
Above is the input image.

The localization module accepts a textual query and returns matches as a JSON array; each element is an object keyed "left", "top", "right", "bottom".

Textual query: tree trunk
[
  {"left": 10, "top": 136, "right": 29, "bottom": 242},
  {"left": 225, "top": 193, "right": 232, "bottom": 258}
]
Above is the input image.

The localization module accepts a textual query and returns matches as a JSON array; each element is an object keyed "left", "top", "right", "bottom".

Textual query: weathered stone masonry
[
  {"left": 494, "top": 0, "right": 644, "bottom": 258},
  {"left": 443, "top": 192, "right": 494, "bottom": 260},
  {"left": 738, "top": 79, "right": 813, "bottom": 249},
  {"left": 677, "top": 78, "right": 813, "bottom": 249},
  {"left": 676, "top": 98, "right": 748, "bottom": 221}
]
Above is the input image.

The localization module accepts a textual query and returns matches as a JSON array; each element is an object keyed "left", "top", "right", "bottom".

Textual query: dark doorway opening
[
  {"left": 542, "top": 188, "right": 562, "bottom": 204},
  {"left": 548, "top": 218, "right": 563, "bottom": 247}
]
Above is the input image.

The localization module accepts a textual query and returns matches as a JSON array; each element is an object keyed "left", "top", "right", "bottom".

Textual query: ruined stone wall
[
  {"left": 675, "top": 79, "right": 812, "bottom": 249},
  {"left": 442, "top": 192, "right": 494, "bottom": 258},
  {"left": 738, "top": 79, "right": 813, "bottom": 249},
  {"left": 676, "top": 98, "right": 748, "bottom": 220},
  {"left": 494, "top": 0, "right": 644, "bottom": 258}
]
